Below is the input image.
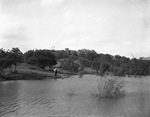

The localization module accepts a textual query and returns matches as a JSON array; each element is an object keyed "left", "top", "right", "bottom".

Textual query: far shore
[
  {"left": 0, "top": 63, "right": 78, "bottom": 82},
  {"left": 0, "top": 63, "right": 148, "bottom": 82}
]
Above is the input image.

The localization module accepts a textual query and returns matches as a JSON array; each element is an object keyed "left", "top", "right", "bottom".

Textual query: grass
[
  {"left": 96, "top": 76, "right": 125, "bottom": 98},
  {"left": 1, "top": 63, "right": 64, "bottom": 81}
]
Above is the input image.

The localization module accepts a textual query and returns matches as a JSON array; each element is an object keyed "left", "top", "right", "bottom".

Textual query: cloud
[
  {"left": 0, "top": 3, "right": 29, "bottom": 51},
  {"left": 0, "top": 2, "right": 22, "bottom": 35},
  {"left": 0, "top": 0, "right": 150, "bottom": 57},
  {"left": 0, "top": 13, "right": 23, "bottom": 39},
  {"left": 2, "top": 26, "right": 27, "bottom": 41},
  {"left": 0, "top": 0, "right": 37, "bottom": 5},
  {"left": 41, "top": 0, "right": 64, "bottom": 7}
]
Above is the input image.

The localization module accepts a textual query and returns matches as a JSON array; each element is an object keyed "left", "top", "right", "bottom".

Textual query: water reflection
[
  {"left": 0, "top": 81, "right": 20, "bottom": 116},
  {"left": 0, "top": 75, "right": 149, "bottom": 117},
  {"left": 93, "top": 92, "right": 150, "bottom": 117}
]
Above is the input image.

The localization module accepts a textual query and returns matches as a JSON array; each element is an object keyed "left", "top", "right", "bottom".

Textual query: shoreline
[
  {"left": 1, "top": 63, "right": 148, "bottom": 82},
  {"left": 0, "top": 72, "right": 53, "bottom": 81},
  {"left": 0, "top": 63, "right": 64, "bottom": 82},
  {"left": 0, "top": 68, "right": 78, "bottom": 82}
]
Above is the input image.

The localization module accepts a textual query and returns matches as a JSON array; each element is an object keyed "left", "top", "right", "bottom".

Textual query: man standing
[{"left": 54, "top": 67, "right": 58, "bottom": 78}]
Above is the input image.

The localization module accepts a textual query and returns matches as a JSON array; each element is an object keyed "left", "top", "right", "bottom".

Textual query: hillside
[{"left": 0, "top": 63, "right": 64, "bottom": 81}]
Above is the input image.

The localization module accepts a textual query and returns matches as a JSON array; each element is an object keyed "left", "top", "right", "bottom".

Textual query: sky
[{"left": 0, "top": 0, "right": 150, "bottom": 58}]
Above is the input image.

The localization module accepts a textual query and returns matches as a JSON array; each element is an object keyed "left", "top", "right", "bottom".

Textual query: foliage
[
  {"left": 54, "top": 50, "right": 69, "bottom": 59},
  {"left": 1, "top": 47, "right": 150, "bottom": 77},
  {"left": 77, "top": 49, "right": 97, "bottom": 67},
  {"left": 57, "top": 49, "right": 150, "bottom": 77},
  {"left": 92, "top": 57, "right": 101, "bottom": 75},
  {"left": 60, "top": 56, "right": 79, "bottom": 72},
  {"left": 0, "top": 49, "right": 7, "bottom": 76},
  {"left": 24, "top": 49, "right": 57, "bottom": 69},
  {"left": 24, "top": 50, "right": 34, "bottom": 63},
  {"left": 100, "top": 61, "right": 110, "bottom": 76},
  {"left": 97, "top": 77, "right": 125, "bottom": 98},
  {"left": 0, "top": 48, "right": 23, "bottom": 76},
  {"left": 10, "top": 47, "right": 23, "bottom": 72}
]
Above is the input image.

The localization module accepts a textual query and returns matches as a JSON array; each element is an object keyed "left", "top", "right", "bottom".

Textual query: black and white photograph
[{"left": 0, "top": 0, "right": 150, "bottom": 117}]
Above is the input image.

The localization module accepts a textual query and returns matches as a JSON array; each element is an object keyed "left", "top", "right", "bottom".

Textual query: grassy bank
[{"left": 0, "top": 63, "right": 64, "bottom": 81}]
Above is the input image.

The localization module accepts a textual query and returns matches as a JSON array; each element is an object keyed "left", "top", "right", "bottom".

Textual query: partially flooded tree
[{"left": 97, "top": 77, "right": 125, "bottom": 98}]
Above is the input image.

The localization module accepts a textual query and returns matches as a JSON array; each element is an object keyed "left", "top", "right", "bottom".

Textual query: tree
[
  {"left": 55, "top": 50, "right": 69, "bottom": 60},
  {"left": 10, "top": 47, "right": 23, "bottom": 72},
  {"left": 93, "top": 57, "right": 101, "bottom": 75},
  {"left": 0, "top": 48, "right": 7, "bottom": 76},
  {"left": 0, "top": 48, "right": 23, "bottom": 76},
  {"left": 24, "top": 50, "right": 34, "bottom": 63},
  {"left": 26, "top": 49, "right": 57, "bottom": 69},
  {"left": 77, "top": 49, "right": 97, "bottom": 61},
  {"left": 100, "top": 61, "right": 110, "bottom": 76},
  {"left": 60, "top": 55, "right": 79, "bottom": 72}
]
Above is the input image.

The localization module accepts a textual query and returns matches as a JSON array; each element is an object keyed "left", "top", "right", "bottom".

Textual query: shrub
[{"left": 97, "top": 77, "right": 125, "bottom": 98}]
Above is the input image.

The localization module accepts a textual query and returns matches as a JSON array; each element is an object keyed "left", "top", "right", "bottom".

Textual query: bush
[{"left": 97, "top": 77, "right": 125, "bottom": 98}]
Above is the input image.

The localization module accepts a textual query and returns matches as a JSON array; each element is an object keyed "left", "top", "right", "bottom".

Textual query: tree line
[
  {"left": 0, "top": 48, "right": 150, "bottom": 77},
  {"left": 53, "top": 49, "right": 150, "bottom": 77}
]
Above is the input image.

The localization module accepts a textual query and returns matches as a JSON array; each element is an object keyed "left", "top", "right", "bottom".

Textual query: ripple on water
[{"left": 0, "top": 75, "right": 150, "bottom": 117}]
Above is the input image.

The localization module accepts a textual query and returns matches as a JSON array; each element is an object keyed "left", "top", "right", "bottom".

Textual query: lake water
[{"left": 0, "top": 75, "right": 150, "bottom": 117}]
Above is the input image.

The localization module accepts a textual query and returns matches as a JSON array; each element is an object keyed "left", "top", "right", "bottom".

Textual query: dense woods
[
  {"left": 24, "top": 49, "right": 57, "bottom": 69},
  {"left": 0, "top": 47, "right": 150, "bottom": 77}
]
